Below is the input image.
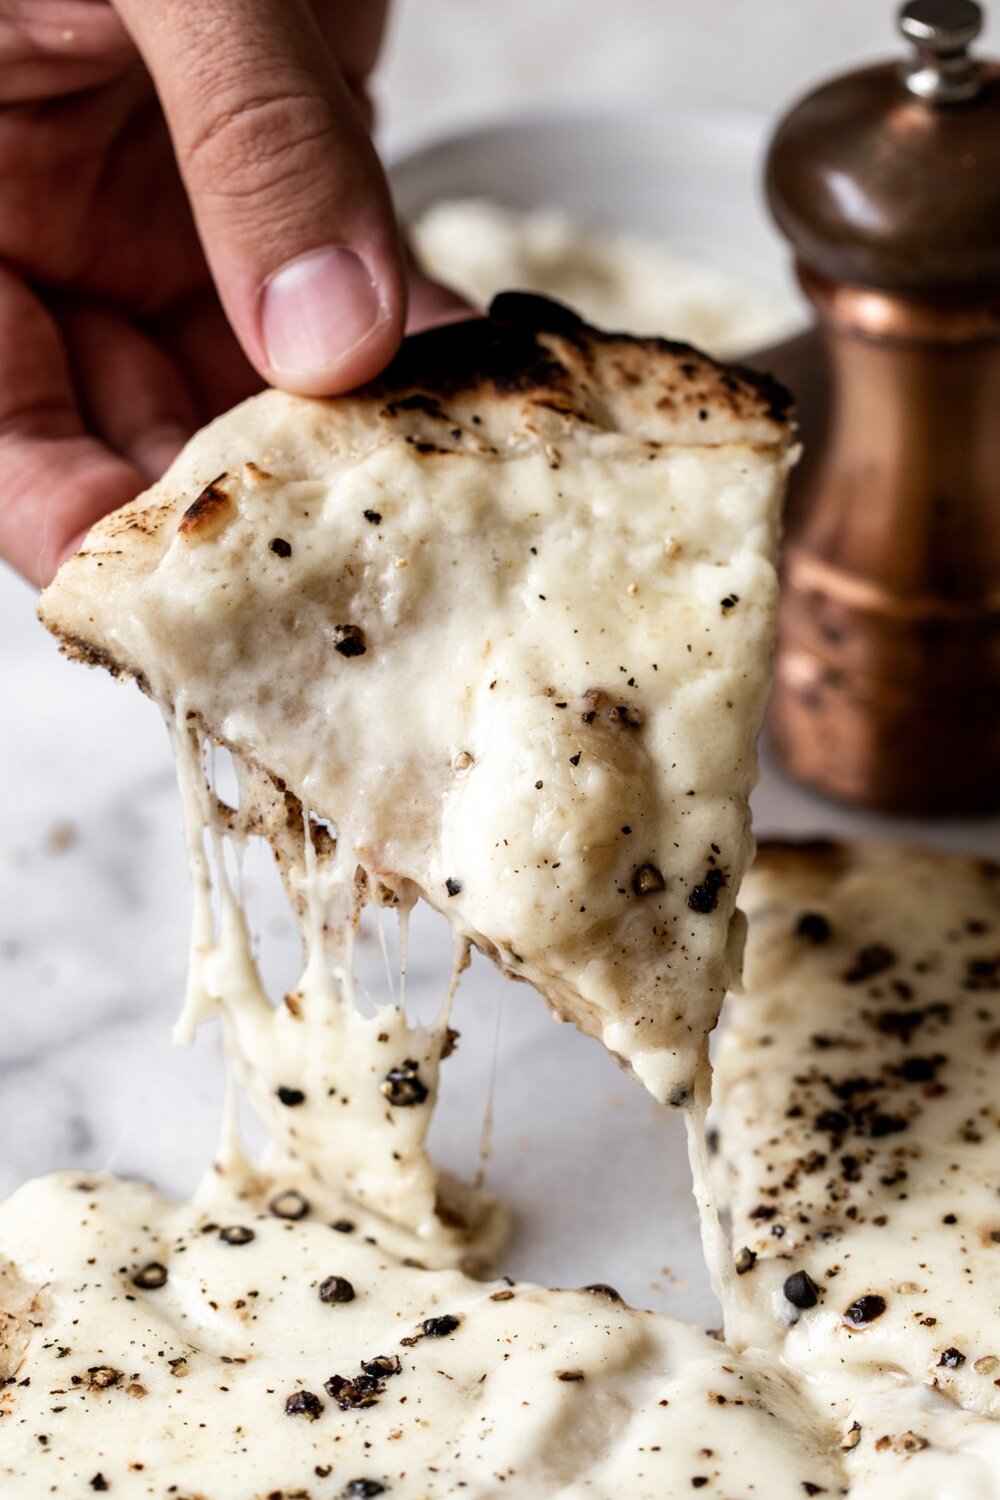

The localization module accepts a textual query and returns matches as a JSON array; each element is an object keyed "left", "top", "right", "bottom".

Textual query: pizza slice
[{"left": 40, "top": 294, "right": 792, "bottom": 1207}]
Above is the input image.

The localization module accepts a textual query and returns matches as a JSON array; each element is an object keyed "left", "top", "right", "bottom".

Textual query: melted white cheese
[
  {"left": 170, "top": 714, "right": 506, "bottom": 1264},
  {"left": 0, "top": 1172, "right": 845, "bottom": 1499},
  {"left": 713, "top": 842, "right": 1000, "bottom": 1494}
]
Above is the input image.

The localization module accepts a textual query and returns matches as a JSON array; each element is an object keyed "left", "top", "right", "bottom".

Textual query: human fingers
[
  {"left": 59, "top": 301, "right": 198, "bottom": 481},
  {"left": 112, "top": 0, "right": 407, "bottom": 396},
  {"left": 0, "top": 0, "right": 134, "bottom": 102},
  {"left": 150, "top": 289, "right": 265, "bottom": 425},
  {"left": 406, "top": 269, "right": 479, "bottom": 334},
  {"left": 309, "top": 0, "right": 391, "bottom": 129},
  {"left": 0, "top": 268, "right": 145, "bottom": 584}
]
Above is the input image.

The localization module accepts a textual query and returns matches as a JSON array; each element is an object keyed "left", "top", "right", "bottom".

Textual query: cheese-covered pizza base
[
  {"left": 713, "top": 840, "right": 1000, "bottom": 1493},
  {"left": 40, "top": 293, "right": 793, "bottom": 1110}
]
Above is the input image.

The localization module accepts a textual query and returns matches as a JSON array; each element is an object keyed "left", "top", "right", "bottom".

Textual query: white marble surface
[{"left": 2, "top": 2, "right": 999, "bottom": 1332}]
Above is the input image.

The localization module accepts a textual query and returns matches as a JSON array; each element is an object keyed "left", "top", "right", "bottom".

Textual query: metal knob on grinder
[{"left": 765, "top": 0, "right": 1000, "bottom": 813}]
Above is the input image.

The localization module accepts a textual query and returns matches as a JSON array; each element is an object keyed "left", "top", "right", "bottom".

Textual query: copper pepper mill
[{"left": 764, "top": 0, "right": 1000, "bottom": 813}]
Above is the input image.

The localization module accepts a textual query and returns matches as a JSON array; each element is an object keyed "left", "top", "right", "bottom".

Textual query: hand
[{"left": 0, "top": 0, "right": 464, "bottom": 585}]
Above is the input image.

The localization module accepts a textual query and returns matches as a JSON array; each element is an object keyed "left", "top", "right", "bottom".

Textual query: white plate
[{"left": 389, "top": 102, "right": 808, "bottom": 314}]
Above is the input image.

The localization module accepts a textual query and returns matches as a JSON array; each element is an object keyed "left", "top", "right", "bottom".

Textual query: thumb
[{"left": 113, "top": 0, "right": 406, "bottom": 395}]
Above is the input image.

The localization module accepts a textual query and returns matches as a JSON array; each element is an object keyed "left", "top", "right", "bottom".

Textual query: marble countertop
[{"left": 2, "top": 2, "right": 999, "bottom": 1329}]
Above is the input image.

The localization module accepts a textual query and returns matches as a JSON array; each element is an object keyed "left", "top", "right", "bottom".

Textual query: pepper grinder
[{"left": 764, "top": 0, "right": 1000, "bottom": 813}]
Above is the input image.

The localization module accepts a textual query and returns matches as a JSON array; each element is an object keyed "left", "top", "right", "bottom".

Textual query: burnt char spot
[
  {"left": 581, "top": 1283, "right": 624, "bottom": 1302},
  {"left": 938, "top": 1347, "right": 966, "bottom": 1368},
  {"left": 344, "top": 1483, "right": 386, "bottom": 1498},
  {"left": 276, "top": 1086, "right": 306, "bottom": 1107},
  {"left": 688, "top": 868, "right": 727, "bottom": 914},
  {"left": 357, "top": 292, "right": 792, "bottom": 424},
  {"left": 177, "top": 474, "right": 232, "bottom": 536},
  {"left": 488, "top": 292, "right": 586, "bottom": 335},
  {"left": 384, "top": 391, "right": 449, "bottom": 420},
  {"left": 370, "top": 311, "right": 566, "bottom": 403},
  {"left": 269, "top": 537, "right": 292, "bottom": 557}
]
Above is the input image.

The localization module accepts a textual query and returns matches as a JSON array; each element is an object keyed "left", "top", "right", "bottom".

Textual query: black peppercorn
[
  {"left": 219, "top": 1225, "right": 255, "bottom": 1246},
  {"left": 319, "top": 1275, "right": 356, "bottom": 1304},
  {"left": 632, "top": 863, "right": 666, "bottom": 897},
  {"left": 422, "top": 1314, "right": 460, "bottom": 1337},
  {"left": 688, "top": 868, "right": 727, "bottom": 914},
  {"left": 783, "top": 1271, "right": 820, "bottom": 1309},
  {"left": 132, "top": 1262, "right": 168, "bottom": 1290},
  {"left": 333, "top": 624, "right": 367, "bottom": 657},
  {"left": 795, "top": 912, "right": 831, "bottom": 943},
  {"left": 276, "top": 1086, "right": 306, "bottom": 1107},
  {"left": 285, "top": 1389, "right": 324, "bottom": 1420},
  {"left": 269, "top": 1190, "right": 310, "bottom": 1221},
  {"left": 381, "top": 1061, "right": 428, "bottom": 1107},
  {"left": 843, "top": 1294, "right": 887, "bottom": 1327}
]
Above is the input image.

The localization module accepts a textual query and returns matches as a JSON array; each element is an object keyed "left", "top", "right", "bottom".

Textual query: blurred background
[{"left": 377, "top": 0, "right": 1000, "bottom": 145}]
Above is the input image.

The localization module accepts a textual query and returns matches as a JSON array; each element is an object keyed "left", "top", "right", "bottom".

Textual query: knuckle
[{"left": 184, "top": 87, "right": 336, "bottom": 206}]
